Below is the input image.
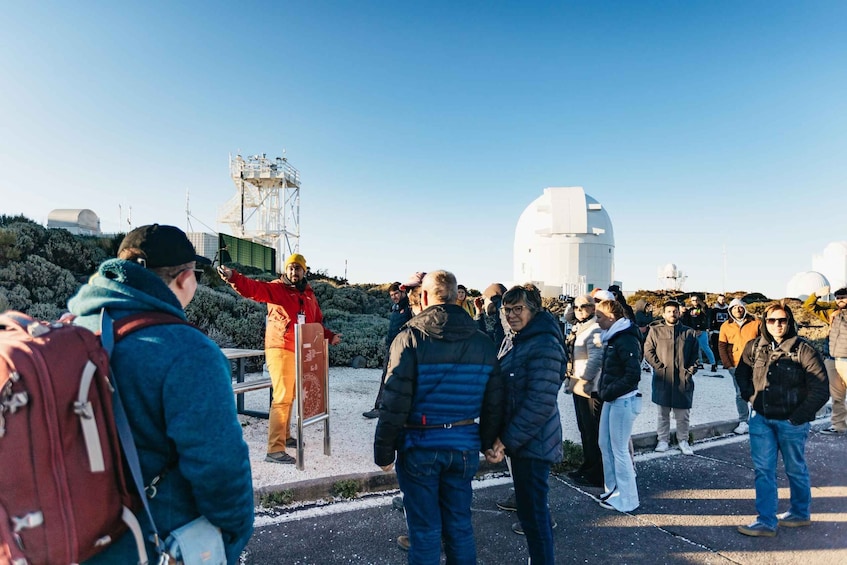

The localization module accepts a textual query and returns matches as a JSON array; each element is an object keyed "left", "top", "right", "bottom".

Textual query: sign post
[{"left": 295, "top": 322, "right": 330, "bottom": 470}]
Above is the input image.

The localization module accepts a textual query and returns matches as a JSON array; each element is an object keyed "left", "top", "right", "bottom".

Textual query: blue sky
[{"left": 2, "top": 1, "right": 845, "bottom": 298}]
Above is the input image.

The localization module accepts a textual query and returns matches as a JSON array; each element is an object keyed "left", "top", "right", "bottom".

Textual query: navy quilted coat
[
  {"left": 499, "top": 310, "right": 567, "bottom": 463},
  {"left": 374, "top": 303, "right": 505, "bottom": 466}
]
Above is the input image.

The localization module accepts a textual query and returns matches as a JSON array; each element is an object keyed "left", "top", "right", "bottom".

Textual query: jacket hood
[
  {"left": 728, "top": 298, "right": 748, "bottom": 322},
  {"left": 605, "top": 319, "right": 641, "bottom": 343},
  {"left": 407, "top": 303, "right": 480, "bottom": 342},
  {"left": 67, "top": 258, "right": 187, "bottom": 321}
]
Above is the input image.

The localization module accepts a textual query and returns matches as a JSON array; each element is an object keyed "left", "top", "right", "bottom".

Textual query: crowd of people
[
  {"left": 52, "top": 225, "right": 843, "bottom": 564},
  {"left": 369, "top": 273, "right": 842, "bottom": 563}
]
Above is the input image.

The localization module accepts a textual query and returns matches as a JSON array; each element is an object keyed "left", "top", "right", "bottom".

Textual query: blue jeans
[
  {"left": 749, "top": 414, "right": 811, "bottom": 528},
  {"left": 727, "top": 368, "right": 750, "bottom": 420},
  {"left": 696, "top": 331, "right": 716, "bottom": 365},
  {"left": 396, "top": 448, "right": 479, "bottom": 565},
  {"left": 599, "top": 393, "right": 642, "bottom": 511},
  {"left": 511, "top": 457, "right": 554, "bottom": 564}
]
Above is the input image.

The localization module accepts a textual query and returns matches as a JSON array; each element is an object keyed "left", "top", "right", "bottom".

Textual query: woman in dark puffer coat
[
  {"left": 494, "top": 284, "right": 566, "bottom": 565},
  {"left": 594, "top": 299, "right": 644, "bottom": 513}
]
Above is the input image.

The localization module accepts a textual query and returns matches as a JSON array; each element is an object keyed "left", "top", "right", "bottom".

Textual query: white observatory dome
[
  {"left": 661, "top": 263, "right": 678, "bottom": 278},
  {"left": 786, "top": 271, "right": 830, "bottom": 301},
  {"left": 513, "top": 186, "right": 614, "bottom": 297}
]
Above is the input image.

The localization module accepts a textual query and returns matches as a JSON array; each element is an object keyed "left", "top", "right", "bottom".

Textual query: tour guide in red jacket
[{"left": 220, "top": 253, "right": 341, "bottom": 464}]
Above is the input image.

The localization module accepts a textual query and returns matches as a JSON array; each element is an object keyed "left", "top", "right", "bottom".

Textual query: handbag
[{"left": 164, "top": 516, "right": 226, "bottom": 565}]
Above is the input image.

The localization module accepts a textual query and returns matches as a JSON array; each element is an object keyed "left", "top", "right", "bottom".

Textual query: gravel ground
[{"left": 240, "top": 365, "right": 745, "bottom": 489}]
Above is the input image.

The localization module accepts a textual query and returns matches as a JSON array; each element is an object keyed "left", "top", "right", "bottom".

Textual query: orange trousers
[{"left": 265, "top": 348, "right": 296, "bottom": 454}]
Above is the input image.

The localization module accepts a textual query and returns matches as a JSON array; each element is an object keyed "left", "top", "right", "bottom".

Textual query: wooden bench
[
  {"left": 221, "top": 348, "right": 271, "bottom": 419},
  {"left": 231, "top": 377, "right": 272, "bottom": 395}
]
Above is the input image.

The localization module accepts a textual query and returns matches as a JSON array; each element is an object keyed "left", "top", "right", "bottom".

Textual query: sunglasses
[
  {"left": 575, "top": 304, "right": 594, "bottom": 310},
  {"left": 765, "top": 317, "right": 788, "bottom": 325},
  {"left": 180, "top": 267, "right": 204, "bottom": 282},
  {"left": 503, "top": 305, "right": 525, "bottom": 316},
  {"left": 836, "top": 295, "right": 847, "bottom": 300}
]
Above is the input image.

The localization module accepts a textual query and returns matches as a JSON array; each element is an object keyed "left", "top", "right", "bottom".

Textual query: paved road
[{"left": 242, "top": 431, "right": 847, "bottom": 564}]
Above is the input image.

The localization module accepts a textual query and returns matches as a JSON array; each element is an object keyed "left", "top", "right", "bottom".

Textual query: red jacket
[{"left": 228, "top": 271, "right": 336, "bottom": 351}]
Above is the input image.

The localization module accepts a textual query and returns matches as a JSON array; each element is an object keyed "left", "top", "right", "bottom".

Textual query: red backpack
[{"left": 0, "top": 310, "right": 185, "bottom": 565}]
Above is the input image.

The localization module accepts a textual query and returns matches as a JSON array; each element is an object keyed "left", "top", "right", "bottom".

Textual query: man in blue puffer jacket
[
  {"left": 374, "top": 270, "right": 504, "bottom": 564},
  {"left": 70, "top": 225, "right": 254, "bottom": 564}
]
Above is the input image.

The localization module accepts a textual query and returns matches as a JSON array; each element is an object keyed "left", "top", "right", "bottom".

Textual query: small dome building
[
  {"left": 786, "top": 271, "right": 830, "bottom": 301},
  {"left": 513, "top": 186, "right": 614, "bottom": 297},
  {"left": 47, "top": 209, "right": 101, "bottom": 235}
]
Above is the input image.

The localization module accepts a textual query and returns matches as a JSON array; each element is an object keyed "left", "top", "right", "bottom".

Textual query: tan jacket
[{"left": 718, "top": 316, "right": 760, "bottom": 368}]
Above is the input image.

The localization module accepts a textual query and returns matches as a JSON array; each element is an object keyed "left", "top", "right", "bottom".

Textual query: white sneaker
[
  {"left": 733, "top": 421, "right": 749, "bottom": 435},
  {"left": 678, "top": 440, "right": 694, "bottom": 456},
  {"left": 654, "top": 441, "right": 669, "bottom": 453}
]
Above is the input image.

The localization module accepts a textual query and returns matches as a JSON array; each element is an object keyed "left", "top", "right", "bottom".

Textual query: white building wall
[
  {"left": 514, "top": 187, "right": 615, "bottom": 297},
  {"left": 812, "top": 241, "right": 847, "bottom": 291}
]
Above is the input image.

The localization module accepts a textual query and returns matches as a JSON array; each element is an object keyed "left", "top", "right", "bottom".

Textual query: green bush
[
  {"left": 551, "top": 440, "right": 584, "bottom": 475},
  {"left": 322, "top": 309, "right": 388, "bottom": 368},
  {"left": 0, "top": 255, "right": 79, "bottom": 313}
]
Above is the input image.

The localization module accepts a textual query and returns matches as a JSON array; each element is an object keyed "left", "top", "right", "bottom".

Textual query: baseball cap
[{"left": 118, "top": 224, "right": 210, "bottom": 269}]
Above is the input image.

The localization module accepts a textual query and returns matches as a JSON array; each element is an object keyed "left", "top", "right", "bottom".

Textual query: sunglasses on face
[
  {"left": 575, "top": 304, "right": 594, "bottom": 310},
  {"left": 503, "top": 305, "right": 525, "bottom": 316},
  {"left": 180, "top": 267, "right": 204, "bottom": 282},
  {"left": 765, "top": 317, "right": 788, "bottom": 325}
]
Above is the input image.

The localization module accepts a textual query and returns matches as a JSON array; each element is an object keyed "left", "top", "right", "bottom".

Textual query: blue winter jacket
[
  {"left": 374, "top": 303, "right": 504, "bottom": 466},
  {"left": 70, "top": 260, "right": 254, "bottom": 565},
  {"left": 499, "top": 310, "right": 567, "bottom": 463}
]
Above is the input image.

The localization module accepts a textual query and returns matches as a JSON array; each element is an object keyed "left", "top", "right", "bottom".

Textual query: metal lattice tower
[{"left": 218, "top": 153, "right": 301, "bottom": 262}]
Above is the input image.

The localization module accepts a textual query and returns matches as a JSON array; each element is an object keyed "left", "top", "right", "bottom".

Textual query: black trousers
[
  {"left": 573, "top": 393, "right": 604, "bottom": 483},
  {"left": 372, "top": 351, "right": 390, "bottom": 410}
]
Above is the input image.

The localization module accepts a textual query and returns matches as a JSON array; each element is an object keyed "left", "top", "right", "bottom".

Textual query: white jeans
[{"left": 599, "top": 394, "right": 642, "bottom": 511}]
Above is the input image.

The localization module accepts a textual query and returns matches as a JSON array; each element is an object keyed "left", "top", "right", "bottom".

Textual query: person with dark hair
[
  {"left": 70, "top": 224, "right": 254, "bottom": 563},
  {"left": 607, "top": 285, "right": 635, "bottom": 322},
  {"left": 683, "top": 294, "right": 717, "bottom": 371},
  {"left": 456, "top": 284, "right": 476, "bottom": 317},
  {"left": 709, "top": 294, "right": 730, "bottom": 364},
  {"left": 493, "top": 283, "right": 566, "bottom": 563},
  {"left": 803, "top": 285, "right": 847, "bottom": 435},
  {"left": 374, "top": 270, "right": 504, "bottom": 563},
  {"left": 594, "top": 299, "right": 643, "bottom": 512},
  {"left": 644, "top": 300, "right": 699, "bottom": 455},
  {"left": 220, "top": 253, "right": 342, "bottom": 464},
  {"left": 473, "top": 283, "right": 509, "bottom": 347},
  {"left": 363, "top": 281, "right": 412, "bottom": 419},
  {"left": 734, "top": 303, "right": 829, "bottom": 537}
]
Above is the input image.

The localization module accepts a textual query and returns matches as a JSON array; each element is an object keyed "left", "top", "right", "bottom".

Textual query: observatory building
[
  {"left": 513, "top": 186, "right": 614, "bottom": 298},
  {"left": 812, "top": 241, "right": 847, "bottom": 291},
  {"left": 47, "top": 209, "right": 101, "bottom": 235},
  {"left": 786, "top": 271, "right": 830, "bottom": 301}
]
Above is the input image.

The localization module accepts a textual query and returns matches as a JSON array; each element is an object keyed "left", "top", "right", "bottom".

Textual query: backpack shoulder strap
[
  {"left": 100, "top": 310, "right": 193, "bottom": 559},
  {"left": 100, "top": 311, "right": 192, "bottom": 357},
  {"left": 113, "top": 311, "right": 191, "bottom": 341}
]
